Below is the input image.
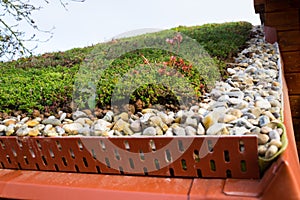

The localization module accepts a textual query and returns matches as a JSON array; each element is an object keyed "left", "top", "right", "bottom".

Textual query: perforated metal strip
[{"left": 0, "top": 136, "right": 259, "bottom": 179}]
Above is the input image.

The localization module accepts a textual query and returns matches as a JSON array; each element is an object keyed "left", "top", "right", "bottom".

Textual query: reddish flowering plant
[{"left": 166, "top": 33, "right": 183, "bottom": 54}]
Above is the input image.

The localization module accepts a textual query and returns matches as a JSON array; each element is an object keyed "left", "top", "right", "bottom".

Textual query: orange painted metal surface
[{"left": 0, "top": 170, "right": 192, "bottom": 200}]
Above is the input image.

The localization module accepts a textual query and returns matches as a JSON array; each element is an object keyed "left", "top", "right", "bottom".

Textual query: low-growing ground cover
[{"left": 0, "top": 21, "right": 252, "bottom": 117}]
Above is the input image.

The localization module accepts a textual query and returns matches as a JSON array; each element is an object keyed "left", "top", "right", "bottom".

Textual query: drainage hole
[
  {"left": 78, "top": 140, "right": 83, "bottom": 150},
  {"left": 0, "top": 140, "right": 5, "bottom": 149},
  {"left": 114, "top": 149, "right": 120, "bottom": 160},
  {"left": 24, "top": 156, "right": 29, "bottom": 165},
  {"left": 226, "top": 169, "right": 232, "bottom": 178},
  {"left": 124, "top": 140, "right": 130, "bottom": 151},
  {"left": 6, "top": 155, "right": 11, "bottom": 164},
  {"left": 239, "top": 140, "right": 245, "bottom": 152},
  {"left": 100, "top": 140, "right": 106, "bottom": 151},
  {"left": 54, "top": 164, "right": 59, "bottom": 172},
  {"left": 91, "top": 149, "right": 96, "bottom": 159},
  {"left": 11, "top": 148, "right": 17, "bottom": 157},
  {"left": 181, "top": 159, "right": 187, "bottom": 171},
  {"left": 83, "top": 157, "right": 89, "bottom": 167},
  {"left": 62, "top": 157, "right": 68, "bottom": 166},
  {"left": 139, "top": 150, "right": 145, "bottom": 161},
  {"left": 49, "top": 148, "right": 55, "bottom": 158},
  {"left": 129, "top": 158, "right": 135, "bottom": 169},
  {"left": 197, "top": 169, "right": 202, "bottom": 178},
  {"left": 41, "top": 156, "right": 48, "bottom": 166},
  {"left": 154, "top": 159, "right": 160, "bottom": 170},
  {"left": 169, "top": 168, "right": 174, "bottom": 177},
  {"left": 56, "top": 141, "right": 62, "bottom": 150},
  {"left": 193, "top": 150, "right": 200, "bottom": 163},
  {"left": 105, "top": 157, "right": 111, "bottom": 168},
  {"left": 69, "top": 148, "right": 75, "bottom": 158},
  {"left": 210, "top": 160, "right": 216, "bottom": 172},
  {"left": 224, "top": 150, "right": 230, "bottom": 162},
  {"left": 241, "top": 160, "right": 247, "bottom": 172},
  {"left": 119, "top": 166, "right": 124, "bottom": 175},
  {"left": 143, "top": 167, "right": 148, "bottom": 175},
  {"left": 149, "top": 140, "right": 156, "bottom": 151},
  {"left": 165, "top": 149, "right": 172, "bottom": 162},
  {"left": 36, "top": 140, "right": 42, "bottom": 149},
  {"left": 207, "top": 140, "right": 214, "bottom": 152},
  {"left": 178, "top": 140, "right": 184, "bottom": 152}
]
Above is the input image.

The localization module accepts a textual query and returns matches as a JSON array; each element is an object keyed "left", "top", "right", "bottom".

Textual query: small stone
[
  {"left": 233, "top": 118, "right": 254, "bottom": 129},
  {"left": 269, "top": 139, "right": 282, "bottom": 148},
  {"left": 277, "top": 128, "right": 283, "bottom": 136},
  {"left": 29, "top": 129, "right": 40, "bottom": 137},
  {"left": 197, "top": 123, "right": 205, "bottom": 135},
  {"left": 44, "top": 127, "right": 58, "bottom": 137},
  {"left": 218, "top": 114, "right": 237, "bottom": 123},
  {"left": 248, "top": 119, "right": 259, "bottom": 126},
  {"left": 269, "top": 130, "right": 281, "bottom": 141},
  {"left": 26, "top": 120, "right": 40, "bottom": 127},
  {"left": 78, "top": 126, "right": 91, "bottom": 136},
  {"left": 258, "top": 115, "right": 270, "bottom": 127},
  {"left": 207, "top": 123, "right": 229, "bottom": 135},
  {"left": 230, "top": 127, "right": 249, "bottom": 135},
  {"left": 173, "top": 126, "right": 186, "bottom": 136},
  {"left": 3, "top": 119, "right": 16, "bottom": 126},
  {"left": 257, "top": 133, "right": 269, "bottom": 145},
  {"left": 63, "top": 119, "right": 74, "bottom": 123},
  {"left": 113, "top": 119, "right": 133, "bottom": 135},
  {"left": 103, "top": 111, "right": 114, "bottom": 122},
  {"left": 140, "top": 113, "right": 155, "bottom": 123},
  {"left": 227, "top": 109, "right": 243, "bottom": 118},
  {"left": 228, "top": 98, "right": 243, "bottom": 105},
  {"left": 242, "top": 113, "right": 256, "bottom": 119},
  {"left": 217, "top": 95, "right": 230, "bottom": 102},
  {"left": 32, "top": 109, "right": 41, "bottom": 118},
  {"left": 234, "top": 100, "right": 249, "bottom": 110},
  {"left": 261, "top": 126, "right": 272, "bottom": 134},
  {"left": 130, "top": 120, "right": 142, "bottom": 133},
  {"left": 16, "top": 125, "right": 30, "bottom": 136},
  {"left": 227, "top": 68, "right": 236, "bottom": 75},
  {"left": 72, "top": 111, "right": 88, "bottom": 120},
  {"left": 0, "top": 125, "right": 7, "bottom": 132},
  {"left": 190, "top": 105, "right": 200, "bottom": 113},
  {"left": 157, "top": 112, "right": 174, "bottom": 125},
  {"left": 55, "top": 126, "right": 66, "bottom": 136},
  {"left": 258, "top": 145, "right": 268, "bottom": 155},
  {"left": 165, "top": 128, "right": 173, "bottom": 136},
  {"left": 82, "top": 109, "right": 93, "bottom": 116},
  {"left": 114, "top": 112, "right": 129, "bottom": 122},
  {"left": 74, "top": 118, "right": 88, "bottom": 125},
  {"left": 33, "top": 124, "right": 45, "bottom": 131},
  {"left": 185, "top": 126, "right": 197, "bottom": 136},
  {"left": 155, "top": 126, "right": 164, "bottom": 135},
  {"left": 250, "top": 107, "right": 262, "bottom": 118},
  {"left": 255, "top": 99, "right": 271, "bottom": 109},
  {"left": 250, "top": 126, "right": 261, "bottom": 134},
  {"left": 63, "top": 123, "right": 83, "bottom": 135},
  {"left": 225, "top": 91, "right": 244, "bottom": 99},
  {"left": 59, "top": 113, "right": 67, "bottom": 121},
  {"left": 42, "top": 118, "right": 61, "bottom": 126},
  {"left": 265, "top": 145, "right": 278, "bottom": 159},
  {"left": 20, "top": 117, "right": 29, "bottom": 123},
  {"left": 263, "top": 111, "right": 276, "bottom": 121},
  {"left": 142, "top": 127, "right": 157, "bottom": 136},
  {"left": 185, "top": 117, "right": 198, "bottom": 128},
  {"left": 5, "top": 124, "right": 15, "bottom": 136}
]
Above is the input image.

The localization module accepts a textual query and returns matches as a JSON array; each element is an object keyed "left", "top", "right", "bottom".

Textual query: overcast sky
[{"left": 26, "top": 0, "right": 261, "bottom": 55}]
